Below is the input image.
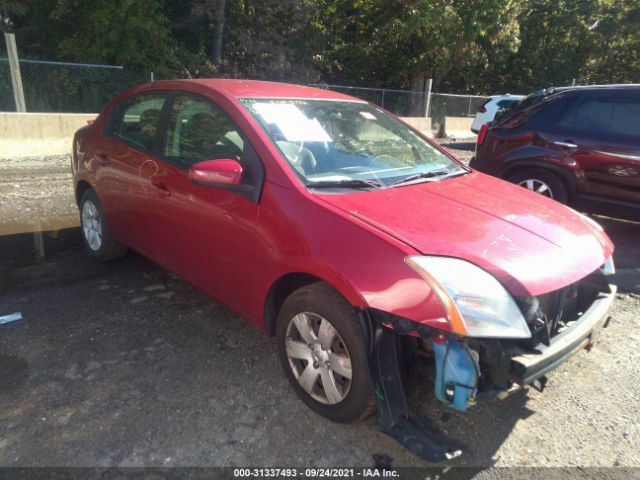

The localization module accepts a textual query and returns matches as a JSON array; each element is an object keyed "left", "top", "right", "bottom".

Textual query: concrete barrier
[
  {"left": 437, "top": 116, "right": 475, "bottom": 139},
  {"left": 0, "top": 112, "right": 98, "bottom": 158},
  {"left": 2, "top": 112, "right": 437, "bottom": 158},
  {"left": 400, "top": 117, "right": 433, "bottom": 138}
]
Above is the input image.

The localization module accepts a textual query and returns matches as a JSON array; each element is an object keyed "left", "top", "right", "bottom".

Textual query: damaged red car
[{"left": 72, "top": 80, "right": 616, "bottom": 461}]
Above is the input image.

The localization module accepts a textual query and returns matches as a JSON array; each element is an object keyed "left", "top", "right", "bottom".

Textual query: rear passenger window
[
  {"left": 572, "top": 97, "right": 614, "bottom": 133},
  {"left": 610, "top": 97, "right": 640, "bottom": 136},
  {"left": 573, "top": 96, "right": 640, "bottom": 137},
  {"left": 110, "top": 94, "right": 165, "bottom": 151},
  {"left": 527, "top": 97, "right": 577, "bottom": 126}
]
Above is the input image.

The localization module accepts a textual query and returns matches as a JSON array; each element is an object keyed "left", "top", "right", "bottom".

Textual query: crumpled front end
[{"left": 366, "top": 267, "right": 615, "bottom": 412}]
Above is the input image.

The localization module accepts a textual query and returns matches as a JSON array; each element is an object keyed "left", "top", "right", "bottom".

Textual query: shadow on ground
[{"left": 441, "top": 142, "right": 475, "bottom": 151}]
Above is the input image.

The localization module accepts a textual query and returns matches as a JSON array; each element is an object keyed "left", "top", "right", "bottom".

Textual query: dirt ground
[{"left": 1, "top": 145, "right": 639, "bottom": 473}]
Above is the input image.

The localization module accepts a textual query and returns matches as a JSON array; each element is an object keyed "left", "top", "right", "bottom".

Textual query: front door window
[{"left": 164, "top": 95, "right": 245, "bottom": 167}]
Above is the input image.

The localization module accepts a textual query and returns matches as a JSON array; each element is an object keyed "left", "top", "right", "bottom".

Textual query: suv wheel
[
  {"left": 276, "top": 282, "right": 375, "bottom": 423},
  {"left": 508, "top": 169, "right": 568, "bottom": 203}
]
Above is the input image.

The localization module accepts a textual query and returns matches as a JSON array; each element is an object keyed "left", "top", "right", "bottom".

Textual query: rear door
[
  {"left": 96, "top": 92, "right": 167, "bottom": 253},
  {"left": 560, "top": 93, "right": 640, "bottom": 204}
]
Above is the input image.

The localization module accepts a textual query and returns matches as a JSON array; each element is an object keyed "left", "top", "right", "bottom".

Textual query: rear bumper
[{"left": 510, "top": 285, "right": 616, "bottom": 385}]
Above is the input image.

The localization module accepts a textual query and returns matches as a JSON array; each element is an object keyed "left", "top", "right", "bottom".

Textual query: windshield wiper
[
  {"left": 306, "top": 178, "right": 384, "bottom": 189},
  {"left": 389, "top": 169, "right": 467, "bottom": 188}
]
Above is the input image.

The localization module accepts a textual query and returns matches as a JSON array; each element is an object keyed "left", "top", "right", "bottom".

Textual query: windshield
[{"left": 241, "top": 98, "right": 466, "bottom": 189}]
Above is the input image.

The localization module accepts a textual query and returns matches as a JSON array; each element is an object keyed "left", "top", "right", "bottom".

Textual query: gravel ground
[
  {"left": 0, "top": 155, "right": 78, "bottom": 236},
  {"left": 0, "top": 148, "right": 639, "bottom": 473},
  {"left": 435, "top": 138, "right": 477, "bottom": 164}
]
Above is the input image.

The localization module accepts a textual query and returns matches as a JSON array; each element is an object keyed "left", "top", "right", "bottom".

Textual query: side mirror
[{"left": 189, "top": 159, "right": 253, "bottom": 193}]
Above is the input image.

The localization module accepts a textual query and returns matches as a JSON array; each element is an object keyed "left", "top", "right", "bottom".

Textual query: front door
[{"left": 145, "top": 93, "right": 264, "bottom": 316}]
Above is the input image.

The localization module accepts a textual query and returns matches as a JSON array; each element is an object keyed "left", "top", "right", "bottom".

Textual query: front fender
[{"left": 252, "top": 184, "right": 451, "bottom": 334}]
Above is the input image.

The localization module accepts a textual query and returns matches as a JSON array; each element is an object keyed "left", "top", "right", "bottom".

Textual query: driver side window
[{"left": 164, "top": 94, "right": 245, "bottom": 167}]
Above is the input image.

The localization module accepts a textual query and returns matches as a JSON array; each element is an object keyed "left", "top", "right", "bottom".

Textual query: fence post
[
  {"left": 4, "top": 33, "right": 26, "bottom": 112},
  {"left": 423, "top": 78, "right": 432, "bottom": 118}
]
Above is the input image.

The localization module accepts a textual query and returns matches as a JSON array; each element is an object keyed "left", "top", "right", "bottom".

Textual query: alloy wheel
[
  {"left": 285, "top": 312, "right": 352, "bottom": 405},
  {"left": 81, "top": 200, "right": 103, "bottom": 251},
  {"left": 517, "top": 178, "right": 554, "bottom": 198}
]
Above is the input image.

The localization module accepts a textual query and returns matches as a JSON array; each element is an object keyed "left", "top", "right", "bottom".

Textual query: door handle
[
  {"left": 151, "top": 181, "right": 171, "bottom": 197},
  {"left": 554, "top": 140, "right": 578, "bottom": 148}
]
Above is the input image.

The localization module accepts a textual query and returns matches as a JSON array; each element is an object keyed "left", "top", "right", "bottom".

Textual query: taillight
[
  {"left": 477, "top": 123, "right": 489, "bottom": 145},
  {"left": 477, "top": 105, "right": 487, "bottom": 113}
]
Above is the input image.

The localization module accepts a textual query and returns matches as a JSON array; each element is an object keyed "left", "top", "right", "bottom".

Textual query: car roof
[
  {"left": 555, "top": 84, "right": 640, "bottom": 92},
  {"left": 152, "top": 79, "right": 364, "bottom": 102},
  {"left": 532, "top": 84, "right": 640, "bottom": 98},
  {"left": 490, "top": 94, "right": 525, "bottom": 99},
  {"left": 506, "top": 84, "right": 640, "bottom": 114}
]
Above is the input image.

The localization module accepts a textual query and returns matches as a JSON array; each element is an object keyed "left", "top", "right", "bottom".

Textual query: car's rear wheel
[
  {"left": 79, "top": 189, "right": 128, "bottom": 262},
  {"left": 276, "top": 282, "right": 375, "bottom": 423},
  {"left": 508, "top": 169, "right": 568, "bottom": 203}
]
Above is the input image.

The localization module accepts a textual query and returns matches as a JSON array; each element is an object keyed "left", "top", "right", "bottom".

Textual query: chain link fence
[
  {"left": 310, "top": 84, "right": 428, "bottom": 118},
  {"left": 1, "top": 55, "right": 489, "bottom": 131},
  {"left": 311, "top": 84, "right": 489, "bottom": 130},
  {"left": 0, "top": 57, "right": 148, "bottom": 113},
  {"left": 429, "top": 93, "right": 489, "bottom": 130}
]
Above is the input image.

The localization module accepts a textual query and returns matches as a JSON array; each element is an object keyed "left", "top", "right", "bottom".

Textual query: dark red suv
[{"left": 471, "top": 85, "right": 640, "bottom": 221}]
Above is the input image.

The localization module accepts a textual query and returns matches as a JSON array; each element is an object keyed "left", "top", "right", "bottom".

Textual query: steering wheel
[{"left": 352, "top": 148, "right": 377, "bottom": 166}]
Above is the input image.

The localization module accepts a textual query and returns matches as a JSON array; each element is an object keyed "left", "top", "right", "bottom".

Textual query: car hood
[{"left": 316, "top": 171, "right": 613, "bottom": 296}]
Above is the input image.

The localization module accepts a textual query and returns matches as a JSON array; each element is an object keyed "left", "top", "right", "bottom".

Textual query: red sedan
[{"left": 72, "top": 80, "right": 616, "bottom": 461}]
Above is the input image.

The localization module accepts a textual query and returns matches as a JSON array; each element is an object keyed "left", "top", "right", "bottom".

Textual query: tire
[
  {"left": 508, "top": 168, "right": 569, "bottom": 203},
  {"left": 276, "top": 282, "right": 375, "bottom": 423},
  {"left": 79, "top": 189, "right": 128, "bottom": 262}
]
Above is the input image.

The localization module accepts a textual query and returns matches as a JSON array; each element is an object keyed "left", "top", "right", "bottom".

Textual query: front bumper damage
[
  {"left": 510, "top": 285, "right": 616, "bottom": 385},
  {"left": 358, "top": 280, "right": 616, "bottom": 463}
]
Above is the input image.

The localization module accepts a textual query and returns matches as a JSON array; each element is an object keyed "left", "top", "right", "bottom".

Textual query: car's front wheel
[
  {"left": 79, "top": 189, "right": 128, "bottom": 262},
  {"left": 508, "top": 168, "right": 568, "bottom": 203},
  {"left": 276, "top": 282, "right": 375, "bottom": 423}
]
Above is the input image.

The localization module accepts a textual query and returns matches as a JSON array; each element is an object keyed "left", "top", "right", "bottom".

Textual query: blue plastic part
[{"left": 433, "top": 339, "right": 479, "bottom": 411}]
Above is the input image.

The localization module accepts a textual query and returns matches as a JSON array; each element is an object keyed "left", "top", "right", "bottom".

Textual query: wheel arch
[
  {"left": 501, "top": 160, "right": 577, "bottom": 201},
  {"left": 262, "top": 271, "right": 361, "bottom": 337},
  {"left": 75, "top": 180, "right": 94, "bottom": 206}
]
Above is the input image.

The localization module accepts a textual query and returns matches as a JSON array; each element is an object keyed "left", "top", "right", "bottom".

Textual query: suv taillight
[
  {"left": 477, "top": 99, "right": 490, "bottom": 113},
  {"left": 477, "top": 124, "right": 489, "bottom": 145}
]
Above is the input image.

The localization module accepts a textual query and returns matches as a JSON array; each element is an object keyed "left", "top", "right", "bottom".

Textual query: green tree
[
  {"left": 6, "top": 0, "right": 179, "bottom": 72},
  {"left": 3, "top": 0, "right": 639, "bottom": 96},
  {"left": 586, "top": 0, "right": 640, "bottom": 84},
  {"left": 318, "top": 0, "right": 521, "bottom": 107}
]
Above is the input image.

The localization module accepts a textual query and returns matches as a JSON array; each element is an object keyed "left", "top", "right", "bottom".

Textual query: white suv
[{"left": 471, "top": 94, "right": 524, "bottom": 133}]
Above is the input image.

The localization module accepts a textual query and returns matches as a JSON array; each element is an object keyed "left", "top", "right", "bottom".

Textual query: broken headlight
[{"left": 405, "top": 256, "right": 531, "bottom": 339}]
